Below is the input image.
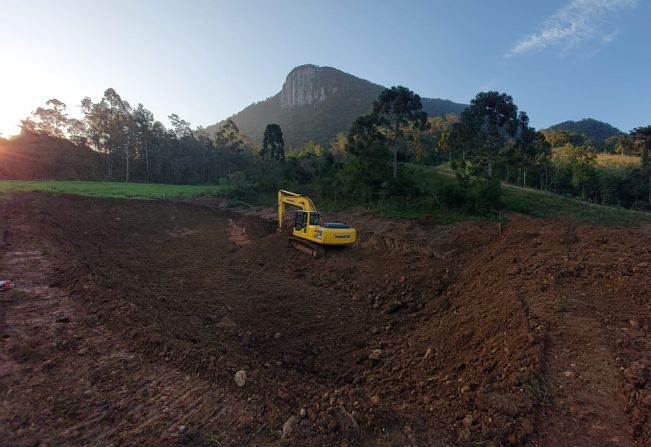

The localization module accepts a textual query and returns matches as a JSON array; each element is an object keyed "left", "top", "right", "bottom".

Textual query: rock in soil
[
  {"left": 333, "top": 406, "right": 360, "bottom": 440},
  {"left": 368, "top": 349, "right": 382, "bottom": 361},
  {"left": 282, "top": 415, "right": 298, "bottom": 438},
  {"left": 234, "top": 370, "right": 247, "bottom": 387}
]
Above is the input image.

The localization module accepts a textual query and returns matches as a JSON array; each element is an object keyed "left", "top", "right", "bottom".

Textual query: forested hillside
[
  {"left": 0, "top": 132, "right": 98, "bottom": 180},
  {"left": 547, "top": 118, "right": 623, "bottom": 143}
]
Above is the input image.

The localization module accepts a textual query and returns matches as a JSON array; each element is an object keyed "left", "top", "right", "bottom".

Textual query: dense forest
[
  {"left": 0, "top": 92, "right": 259, "bottom": 185},
  {"left": 1, "top": 87, "right": 651, "bottom": 214}
]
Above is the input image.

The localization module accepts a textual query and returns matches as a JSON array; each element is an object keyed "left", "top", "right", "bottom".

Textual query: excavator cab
[
  {"left": 294, "top": 211, "right": 321, "bottom": 230},
  {"left": 294, "top": 211, "right": 320, "bottom": 231}
]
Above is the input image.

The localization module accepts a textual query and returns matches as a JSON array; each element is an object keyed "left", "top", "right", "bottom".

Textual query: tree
[
  {"left": 80, "top": 96, "right": 111, "bottom": 176},
  {"left": 329, "top": 132, "right": 348, "bottom": 160},
  {"left": 214, "top": 119, "right": 257, "bottom": 179},
  {"left": 101, "top": 89, "right": 133, "bottom": 182},
  {"left": 450, "top": 91, "right": 519, "bottom": 179},
  {"left": 343, "top": 115, "right": 390, "bottom": 197},
  {"left": 23, "top": 99, "right": 69, "bottom": 138},
  {"left": 551, "top": 144, "right": 597, "bottom": 199},
  {"left": 631, "top": 126, "right": 651, "bottom": 204},
  {"left": 133, "top": 104, "right": 154, "bottom": 181},
  {"left": 215, "top": 119, "right": 243, "bottom": 152},
  {"left": 541, "top": 129, "right": 586, "bottom": 148},
  {"left": 169, "top": 113, "right": 192, "bottom": 139},
  {"left": 612, "top": 134, "right": 634, "bottom": 157},
  {"left": 569, "top": 146, "right": 597, "bottom": 199},
  {"left": 66, "top": 118, "right": 88, "bottom": 146},
  {"left": 372, "top": 86, "right": 428, "bottom": 179},
  {"left": 511, "top": 112, "right": 550, "bottom": 188},
  {"left": 431, "top": 114, "right": 459, "bottom": 163},
  {"left": 261, "top": 124, "right": 285, "bottom": 162}
]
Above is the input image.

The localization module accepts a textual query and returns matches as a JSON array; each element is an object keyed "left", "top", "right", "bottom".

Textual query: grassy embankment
[{"left": 332, "top": 162, "right": 651, "bottom": 227}]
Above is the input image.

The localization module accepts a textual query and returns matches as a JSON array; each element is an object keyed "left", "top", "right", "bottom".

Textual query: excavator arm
[{"left": 277, "top": 190, "right": 317, "bottom": 229}]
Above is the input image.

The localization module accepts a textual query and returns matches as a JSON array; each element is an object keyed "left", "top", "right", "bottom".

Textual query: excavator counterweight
[{"left": 277, "top": 190, "right": 356, "bottom": 256}]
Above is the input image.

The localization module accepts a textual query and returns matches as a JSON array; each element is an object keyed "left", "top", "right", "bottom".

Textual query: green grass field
[
  {"left": 2, "top": 175, "right": 650, "bottom": 227},
  {"left": 0, "top": 180, "right": 226, "bottom": 199}
]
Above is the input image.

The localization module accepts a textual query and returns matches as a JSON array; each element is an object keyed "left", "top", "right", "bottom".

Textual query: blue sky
[{"left": 0, "top": 0, "right": 648, "bottom": 137}]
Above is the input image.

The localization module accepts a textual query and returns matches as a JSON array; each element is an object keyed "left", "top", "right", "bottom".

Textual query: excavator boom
[{"left": 277, "top": 190, "right": 316, "bottom": 229}]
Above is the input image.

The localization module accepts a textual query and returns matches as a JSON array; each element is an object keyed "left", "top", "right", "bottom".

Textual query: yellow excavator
[{"left": 277, "top": 190, "right": 357, "bottom": 257}]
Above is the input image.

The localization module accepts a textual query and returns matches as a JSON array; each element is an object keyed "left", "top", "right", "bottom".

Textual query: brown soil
[{"left": 1, "top": 192, "right": 650, "bottom": 446}]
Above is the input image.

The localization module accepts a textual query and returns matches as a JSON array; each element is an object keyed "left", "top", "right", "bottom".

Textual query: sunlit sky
[{"left": 1, "top": 0, "right": 649, "bottom": 138}]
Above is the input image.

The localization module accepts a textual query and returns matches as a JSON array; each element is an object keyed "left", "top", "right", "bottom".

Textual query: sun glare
[
  {"left": 0, "top": 86, "right": 27, "bottom": 138},
  {"left": 0, "top": 57, "right": 50, "bottom": 139},
  {"left": 0, "top": 123, "right": 21, "bottom": 139}
]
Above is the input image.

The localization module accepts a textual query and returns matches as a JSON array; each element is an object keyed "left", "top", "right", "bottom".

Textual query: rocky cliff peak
[
  {"left": 206, "top": 64, "right": 466, "bottom": 148},
  {"left": 280, "top": 64, "right": 340, "bottom": 109}
]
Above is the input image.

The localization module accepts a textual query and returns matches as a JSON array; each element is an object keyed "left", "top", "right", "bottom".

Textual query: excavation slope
[{"left": 1, "top": 192, "right": 650, "bottom": 446}]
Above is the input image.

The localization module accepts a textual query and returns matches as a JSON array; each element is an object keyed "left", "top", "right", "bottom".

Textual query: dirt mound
[{"left": 1, "top": 192, "right": 651, "bottom": 446}]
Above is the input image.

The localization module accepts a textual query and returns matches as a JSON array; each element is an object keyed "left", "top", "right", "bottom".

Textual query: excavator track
[{"left": 289, "top": 237, "right": 325, "bottom": 258}]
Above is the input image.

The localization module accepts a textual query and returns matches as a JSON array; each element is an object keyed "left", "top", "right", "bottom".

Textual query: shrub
[
  {"left": 440, "top": 183, "right": 468, "bottom": 210},
  {"left": 476, "top": 178, "right": 502, "bottom": 214}
]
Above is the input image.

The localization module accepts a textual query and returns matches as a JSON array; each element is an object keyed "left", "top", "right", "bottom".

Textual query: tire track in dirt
[
  {"left": 0, "top": 196, "right": 276, "bottom": 447},
  {"left": 486, "top": 220, "right": 650, "bottom": 446}
]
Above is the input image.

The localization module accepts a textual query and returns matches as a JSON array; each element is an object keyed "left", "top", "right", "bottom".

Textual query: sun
[
  {"left": 0, "top": 123, "right": 21, "bottom": 139},
  {"left": 0, "top": 91, "right": 26, "bottom": 138},
  {"left": 0, "top": 58, "right": 42, "bottom": 139}
]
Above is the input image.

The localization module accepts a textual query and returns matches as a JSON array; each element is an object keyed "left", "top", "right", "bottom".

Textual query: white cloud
[
  {"left": 508, "top": 0, "right": 638, "bottom": 56},
  {"left": 601, "top": 30, "right": 619, "bottom": 42}
]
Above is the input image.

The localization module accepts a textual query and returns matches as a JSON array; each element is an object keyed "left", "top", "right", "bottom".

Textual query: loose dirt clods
[{"left": 1, "top": 192, "right": 650, "bottom": 446}]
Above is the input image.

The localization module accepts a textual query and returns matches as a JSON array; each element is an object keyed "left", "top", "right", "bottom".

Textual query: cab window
[
  {"left": 309, "top": 212, "right": 320, "bottom": 226},
  {"left": 294, "top": 211, "right": 307, "bottom": 230}
]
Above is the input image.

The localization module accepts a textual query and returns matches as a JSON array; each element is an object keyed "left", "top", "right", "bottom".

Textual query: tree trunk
[
  {"left": 144, "top": 134, "right": 149, "bottom": 183},
  {"left": 392, "top": 147, "right": 397, "bottom": 179},
  {"left": 523, "top": 168, "right": 527, "bottom": 188},
  {"left": 125, "top": 149, "right": 130, "bottom": 183}
]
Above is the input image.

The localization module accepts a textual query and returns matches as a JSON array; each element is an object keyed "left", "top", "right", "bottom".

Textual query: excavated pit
[{"left": 1, "top": 192, "right": 650, "bottom": 446}]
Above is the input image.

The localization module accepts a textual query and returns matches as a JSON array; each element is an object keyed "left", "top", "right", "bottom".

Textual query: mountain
[
  {"left": 206, "top": 64, "right": 467, "bottom": 148},
  {"left": 546, "top": 118, "right": 623, "bottom": 143}
]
